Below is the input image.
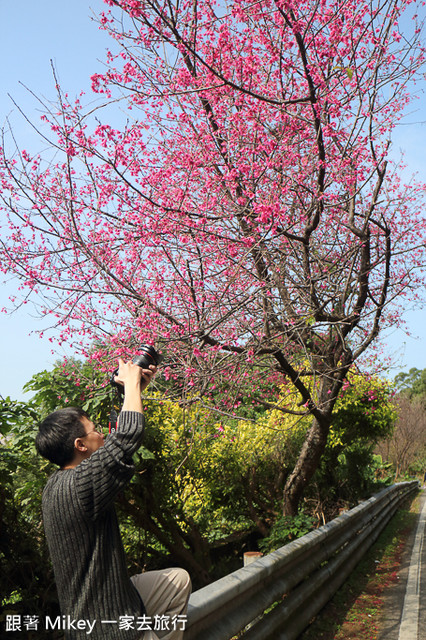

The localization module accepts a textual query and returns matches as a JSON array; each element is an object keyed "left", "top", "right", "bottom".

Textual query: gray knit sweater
[{"left": 42, "top": 411, "right": 145, "bottom": 639}]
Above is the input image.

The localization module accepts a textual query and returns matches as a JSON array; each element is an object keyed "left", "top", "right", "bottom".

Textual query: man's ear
[{"left": 74, "top": 437, "right": 87, "bottom": 453}]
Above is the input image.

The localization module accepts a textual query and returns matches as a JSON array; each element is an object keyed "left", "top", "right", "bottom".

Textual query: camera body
[{"left": 111, "top": 345, "right": 163, "bottom": 390}]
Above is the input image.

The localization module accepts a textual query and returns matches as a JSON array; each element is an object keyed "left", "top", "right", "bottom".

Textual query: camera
[
  {"left": 131, "top": 344, "right": 163, "bottom": 370},
  {"left": 111, "top": 345, "right": 163, "bottom": 390}
]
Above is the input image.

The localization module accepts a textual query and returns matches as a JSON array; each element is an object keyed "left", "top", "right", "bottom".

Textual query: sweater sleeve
[{"left": 74, "top": 411, "right": 145, "bottom": 520}]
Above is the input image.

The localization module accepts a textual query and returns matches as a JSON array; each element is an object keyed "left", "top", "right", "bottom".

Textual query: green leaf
[{"left": 138, "top": 446, "right": 156, "bottom": 460}]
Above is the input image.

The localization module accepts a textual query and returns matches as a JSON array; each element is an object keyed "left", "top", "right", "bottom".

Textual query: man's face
[{"left": 80, "top": 416, "right": 106, "bottom": 456}]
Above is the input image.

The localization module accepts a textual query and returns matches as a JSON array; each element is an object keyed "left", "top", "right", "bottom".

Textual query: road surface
[{"left": 379, "top": 489, "right": 426, "bottom": 640}]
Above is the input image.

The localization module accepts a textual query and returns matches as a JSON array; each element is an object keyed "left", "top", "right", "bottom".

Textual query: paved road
[
  {"left": 379, "top": 490, "right": 426, "bottom": 640},
  {"left": 398, "top": 491, "right": 426, "bottom": 640}
]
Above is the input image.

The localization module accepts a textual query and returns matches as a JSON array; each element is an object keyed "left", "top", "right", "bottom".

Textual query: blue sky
[
  {"left": 0, "top": 0, "right": 109, "bottom": 400},
  {"left": 0, "top": 1, "right": 425, "bottom": 401}
]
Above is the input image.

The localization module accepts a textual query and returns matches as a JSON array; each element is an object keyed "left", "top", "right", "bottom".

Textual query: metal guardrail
[{"left": 184, "top": 481, "right": 419, "bottom": 640}]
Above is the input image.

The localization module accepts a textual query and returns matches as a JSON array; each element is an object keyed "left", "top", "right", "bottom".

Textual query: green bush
[{"left": 258, "top": 511, "right": 317, "bottom": 553}]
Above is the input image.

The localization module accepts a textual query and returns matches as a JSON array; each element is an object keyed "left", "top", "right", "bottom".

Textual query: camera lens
[
  {"left": 110, "top": 345, "right": 162, "bottom": 390},
  {"left": 132, "top": 345, "right": 161, "bottom": 369}
]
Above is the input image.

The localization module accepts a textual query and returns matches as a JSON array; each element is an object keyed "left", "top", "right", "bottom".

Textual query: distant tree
[
  {"left": 394, "top": 367, "right": 426, "bottom": 400},
  {"left": 1, "top": 0, "right": 425, "bottom": 515},
  {"left": 376, "top": 394, "right": 426, "bottom": 478}
]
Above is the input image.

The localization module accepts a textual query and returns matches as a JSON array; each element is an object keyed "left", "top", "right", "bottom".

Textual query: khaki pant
[{"left": 131, "top": 568, "right": 191, "bottom": 640}]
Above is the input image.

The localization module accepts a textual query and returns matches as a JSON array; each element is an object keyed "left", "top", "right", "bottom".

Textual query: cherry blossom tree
[{"left": 1, "top": 0, "right": 425, "bottom": 514}]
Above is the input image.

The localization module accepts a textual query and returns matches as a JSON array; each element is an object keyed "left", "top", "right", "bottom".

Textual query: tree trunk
[{"left": 282, "top": 414, "right": 331, "bottom": 516}]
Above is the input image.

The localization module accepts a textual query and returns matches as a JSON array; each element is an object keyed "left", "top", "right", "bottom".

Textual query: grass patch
[{"left": 300, "top": 491, "right": 421, "bottom": 640}]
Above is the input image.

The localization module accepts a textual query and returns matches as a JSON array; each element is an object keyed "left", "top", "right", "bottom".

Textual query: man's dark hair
[{"left": 35, "top": 407, "right": 89, "bottom": 467}]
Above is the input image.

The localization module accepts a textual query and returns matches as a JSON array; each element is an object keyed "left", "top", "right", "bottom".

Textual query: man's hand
[
  {"left": 139, "top": 364, "right": 157, "bottom": 391},
  {"left": 114, "top": 359, "right": 157, "bottom": 388},
  {"left": 114, "top": 359, "right": 157, "bottom": 413}
]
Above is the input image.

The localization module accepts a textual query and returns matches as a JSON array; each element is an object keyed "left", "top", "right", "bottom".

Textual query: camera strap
[
  {"left": 108, "top": 387, "right": 122, "bottom": 434},
  {"left": 108, "top": 406, "right": 118, "bottom": 434}
]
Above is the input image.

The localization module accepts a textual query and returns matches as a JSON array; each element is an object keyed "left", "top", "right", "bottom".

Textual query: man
[{"left": 35, "top": 358, "right": 191, "bottom": 639}]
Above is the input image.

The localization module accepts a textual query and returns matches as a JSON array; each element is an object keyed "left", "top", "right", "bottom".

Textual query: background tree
[
  {"left": 376, "top": 368, "right": 426, "bottom": 477},
  {"left": 394, "top": 367, "right": 426, "bottom": 401},
  {"left": 1, "top": 0, "right": 425, "bottom": 515},
  {"left": 377, "top": 395, "right": 426, "bottom": 478}
]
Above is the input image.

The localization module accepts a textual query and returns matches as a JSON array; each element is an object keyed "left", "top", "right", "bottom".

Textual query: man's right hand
[
  {"left": 114, "top": 358, "right": 143, "bottom": 388},
  {"left": 114, "top": 359, "right": 157, "bottom": 414}
]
